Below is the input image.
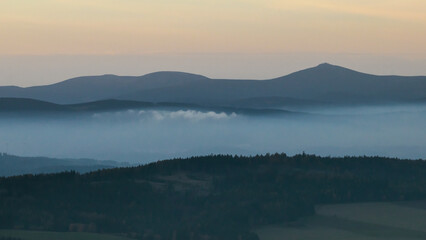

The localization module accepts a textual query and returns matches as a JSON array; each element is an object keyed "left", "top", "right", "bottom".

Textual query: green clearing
[
  {"left": 256, "top": 201, "right": 426, "bottom": 240},
  {"left": 0, "top": 230, "right": 133, "bottom": 240}
]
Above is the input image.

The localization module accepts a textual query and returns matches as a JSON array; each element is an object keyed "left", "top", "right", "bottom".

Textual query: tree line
[{"left": 0, "top": 153, "right": 426, "bottom": 239}]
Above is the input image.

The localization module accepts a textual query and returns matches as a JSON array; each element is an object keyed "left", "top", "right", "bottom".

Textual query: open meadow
[{"left": 256, "top": 201, "right": 426, "bottom": 240}]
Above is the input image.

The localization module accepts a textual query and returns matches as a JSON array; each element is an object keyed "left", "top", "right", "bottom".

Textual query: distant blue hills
[
  {"left": 0, "top": 153, "right": 129, "bottom": 177},
  {"left": 0, "top": 63, "right": 425, "bottom": 109}
]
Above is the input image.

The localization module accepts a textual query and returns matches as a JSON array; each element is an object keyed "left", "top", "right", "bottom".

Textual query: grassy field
[
  {"left": 256, "top": 201, "right": 426, "bottom": 240},
  {"left": 0, "top": 230, "right": 133, "bottom": 240}
]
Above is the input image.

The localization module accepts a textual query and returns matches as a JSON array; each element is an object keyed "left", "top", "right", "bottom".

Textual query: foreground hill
[
  {"left": 0, "top": 153, "right": 128, "bottom": 177},
  {"left": 1, "top": 154, "right": 426, "bottom": 240},
  {"left": 1, "top": 64, "right": 425, "bottom": 107}
]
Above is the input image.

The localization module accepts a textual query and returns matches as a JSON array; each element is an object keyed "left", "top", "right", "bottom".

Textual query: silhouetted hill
[
  {"left": 0, "top": 72, "right": 209, "bottom": 104},
  {"left": 0, "top": 98, "right": 175, "bottom": 113},
  {"left": 118, "top": 64, "right": 426, "bottom": 106},
  {"left": 0, "top": 98, "right": 298, "bottom": 116},
  {"left": 266, "top": 63, "right": 426, "bottom": 104},
  {"left": 0, "top": 98, "right": 64, "bottom": 111},
  {"left": 1, "top": 64, "right": 425, "bottom": 107}
]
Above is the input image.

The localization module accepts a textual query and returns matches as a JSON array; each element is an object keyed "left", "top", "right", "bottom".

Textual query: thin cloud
[{"left": 92, "top": 110, "right": 237, "bottom": 122}]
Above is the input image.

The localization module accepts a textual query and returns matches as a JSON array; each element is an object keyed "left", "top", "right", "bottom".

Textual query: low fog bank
[
  {"left": 289, "top": 104, "right": 426, "bottom": 115},
  {"left": 0, "top": 106, "right": 425, "bottom": 163}
]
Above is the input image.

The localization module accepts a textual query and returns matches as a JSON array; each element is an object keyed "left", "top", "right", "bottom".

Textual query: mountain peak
[
  {"left": 269, "top": 63, "right": 368, "bottom": 83},
  {"left": 317, "top": 62, "right": 333, "bottom": 67},
  {"left": 314, "top": 63, "right": 343, "bottom": 70},
  {"left": 308, "top": 63, "right": 362, "bottom": 74}
]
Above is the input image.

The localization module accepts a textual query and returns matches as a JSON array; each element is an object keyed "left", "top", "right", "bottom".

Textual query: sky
[{"left": 1, "top": 0, "right": 426, "bottom": 86}]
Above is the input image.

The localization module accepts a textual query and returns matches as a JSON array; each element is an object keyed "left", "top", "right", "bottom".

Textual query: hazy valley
[
  {"left": 3, "top": 0, "right": 426, "bottom": 239},
  {"left": 0, "top": 103, "right": 425, "bottom": 164},
  {"left": 0, "top": 64, "right": 425, "bottom": 240},
  {"left": 1, "top": 64, "right": 425, "bottom": 165}
]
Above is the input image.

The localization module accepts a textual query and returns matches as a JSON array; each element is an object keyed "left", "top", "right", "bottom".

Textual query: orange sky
[
  {"left": 1, "top": 0, "right": 426, "bottom": 56},
  {"left": 1, "top": 0, "right": 426, "bottom": 86}
]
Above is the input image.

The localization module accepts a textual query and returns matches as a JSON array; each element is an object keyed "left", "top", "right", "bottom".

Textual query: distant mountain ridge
[
  {"left": 1, "top": 63, "right": 425, "bottom": 108},
  {"left": 0, "top": 153, "right": 129, "bottom": 177},
  {"left": 0, "top": 72, "right": 208, "bottom": 104},
  {"left": 0, "top": 98, "right": 298, "bottom": 116}
]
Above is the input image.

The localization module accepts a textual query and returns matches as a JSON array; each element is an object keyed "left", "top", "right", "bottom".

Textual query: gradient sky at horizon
[{"left": 1, "top": 0, "right": 426, "bottom": 85}]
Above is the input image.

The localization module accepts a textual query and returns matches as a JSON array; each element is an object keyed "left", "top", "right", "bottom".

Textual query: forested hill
[{"left": 1, "top": 154, "right": 426, "bottom": 240}]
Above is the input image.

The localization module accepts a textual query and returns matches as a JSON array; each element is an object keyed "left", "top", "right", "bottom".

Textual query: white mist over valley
[{"left": 1, "top": 105, "right": 425, "bottom": 163}]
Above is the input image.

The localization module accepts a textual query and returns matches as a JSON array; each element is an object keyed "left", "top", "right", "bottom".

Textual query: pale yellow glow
[{"left": 1, "top": 0, "right": 425, "bottom": 55}]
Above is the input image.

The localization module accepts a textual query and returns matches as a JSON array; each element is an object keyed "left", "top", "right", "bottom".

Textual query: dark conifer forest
[{"left": 1, "top": 154, "right": 426, "bottom": 239}]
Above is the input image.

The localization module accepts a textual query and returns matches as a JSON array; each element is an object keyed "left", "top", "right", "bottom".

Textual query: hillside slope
[{"left": 1, "top": 154, "right": 426, "bottom": 240}]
